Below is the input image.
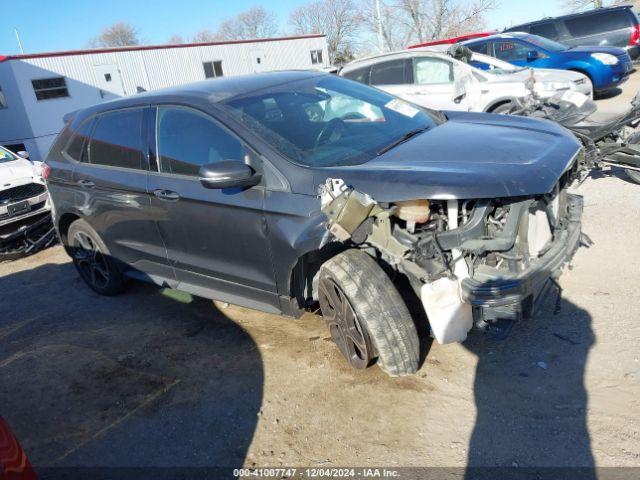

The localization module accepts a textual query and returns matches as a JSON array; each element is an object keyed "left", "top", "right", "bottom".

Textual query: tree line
[{"left": 88, "top": 0, "right": 639, "bottom": 64}]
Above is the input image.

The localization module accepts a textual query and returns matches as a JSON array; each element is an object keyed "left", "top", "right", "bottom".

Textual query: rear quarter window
[
  {"left": 530, "top": 22, "right": 560, "bottom": 40},
  {"left": 64, "top": 118, "right": 95, "bottom": 162},
  {"left": 370, "top": 59, "right": 407, "bottom": 85},
  {"left": 342, "top": 66, "right": 371, "bottom": 85},
  {"left": 564, "top": 10, "right": 632, "bottom": 37}
]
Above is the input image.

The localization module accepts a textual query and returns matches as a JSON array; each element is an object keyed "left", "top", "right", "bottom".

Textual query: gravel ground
[{"left": 1, "top": 73, "right": 639, "bottom": 477}]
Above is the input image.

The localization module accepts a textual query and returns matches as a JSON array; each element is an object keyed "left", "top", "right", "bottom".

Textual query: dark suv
[
  {"left": 45, "top": 71, "right": 585, "bottom": 377},
  {"left": 505, "top": 5, "right": 640, "bottom": 60}
]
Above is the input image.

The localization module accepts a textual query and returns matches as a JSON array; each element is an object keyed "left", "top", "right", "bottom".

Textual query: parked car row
[
  {"left": 464, "top": 32, "right": 633, "bottom": 94},
  {"left": 407, "top": 5, "right": 640, "bottom": 95}
]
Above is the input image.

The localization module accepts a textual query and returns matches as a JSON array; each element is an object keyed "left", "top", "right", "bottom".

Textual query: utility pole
[
  {"left": 375, "top": 0, "right": 384, "bottom": 53},
  {"left": 14, "top": 29, "right": 24, "bottom": 54}
]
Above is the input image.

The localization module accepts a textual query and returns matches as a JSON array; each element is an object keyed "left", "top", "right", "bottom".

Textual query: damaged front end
[
  {"left": 320, "top": 172, "right": 585, "bottom": 344},
  {"left": 0, "top": 184, "right": 57, "bottom": 262}
]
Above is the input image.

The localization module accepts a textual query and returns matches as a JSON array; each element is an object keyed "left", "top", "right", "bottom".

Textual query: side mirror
[
  {"left": 527, "top": 50, "right": 539, "bottom": 62},
  {"left": 199, "top": 160, "right": 261, "bottom": 189},
  {"left": 17, "top": 151, "right": 29, "bottom": 159}
]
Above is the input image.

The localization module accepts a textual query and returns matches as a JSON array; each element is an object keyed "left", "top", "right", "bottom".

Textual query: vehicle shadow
[
  {"left": 589, "top": 165, "right": 638, "bottom": 185},
  {"left": 0, "top": 259, "right": 263, "bottom": 479},
  {"left": 462, "top": 294, "right": 596, "bottom": 478}
]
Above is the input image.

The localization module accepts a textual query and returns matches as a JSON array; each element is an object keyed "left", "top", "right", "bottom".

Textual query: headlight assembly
[{"left": 591, "top": 53, "right": 618, "bottom": 65}]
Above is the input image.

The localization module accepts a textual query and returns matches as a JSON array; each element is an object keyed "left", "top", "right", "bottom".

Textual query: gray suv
[
  {"left": 45, "top": 71, "right": 585, "bottom": 377},
  {"left": 505, "top": 5, "right": 640, "bottom": 60}
]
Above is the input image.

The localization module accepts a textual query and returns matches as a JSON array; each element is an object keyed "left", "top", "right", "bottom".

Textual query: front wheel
[
  {"left": 490, "top": 101, "right": 514, "bottom": 115},
  {"left": 318, "top": 249, "right": 419, "bottom": 377}
]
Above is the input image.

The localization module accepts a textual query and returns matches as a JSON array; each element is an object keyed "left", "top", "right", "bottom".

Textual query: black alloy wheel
[
  {"left": 72, "top": 231, "right": 111, "bottom": 290},
  {"left": 318, "top": 276, "right": 374, "bottom": 370}
]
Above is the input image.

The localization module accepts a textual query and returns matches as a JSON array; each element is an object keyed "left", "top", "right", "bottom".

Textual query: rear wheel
[
  {"left": 67, "top": 219, "right": 126, "bottom": 296},
  {"left": 318, "top": 249, "right": 419, "bottom": 377}
]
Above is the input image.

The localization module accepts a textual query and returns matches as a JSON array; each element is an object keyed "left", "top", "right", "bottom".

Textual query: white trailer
[{"left": 0, "top": 34, "right": 329, "bottom": 160}]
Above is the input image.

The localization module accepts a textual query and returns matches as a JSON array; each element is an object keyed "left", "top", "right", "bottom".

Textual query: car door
[
  {"left": 368, "top": 58, "right": 411, "bottom": 97},
  {"left": 403, "top": 56, "right": 465, "bottom": 110},
  {"left": 72, "top": 107, "right": 174, "bottom": 282},
  {"left": 147, "top": 104, "right": 280, "bottom": 312}
]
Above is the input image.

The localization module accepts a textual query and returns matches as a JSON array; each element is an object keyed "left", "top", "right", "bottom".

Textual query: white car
[
  {"left": 0, "top": 145, "right": 54, "bottom": 259},
  {"left": 340, "top": 48, "right": 592, "bottom": 113}
]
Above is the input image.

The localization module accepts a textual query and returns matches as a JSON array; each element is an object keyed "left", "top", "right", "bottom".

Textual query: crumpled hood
[
  {"left": 315, "top": 111, "right": 582, "bottom": 201},
  {"left": 0, "top": 159, "right": 40, "bottom": 186}
]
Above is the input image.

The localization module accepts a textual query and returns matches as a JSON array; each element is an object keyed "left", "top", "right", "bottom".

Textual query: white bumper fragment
[{"left": 421, "top": 276, "right": 473, "bottom": 345}]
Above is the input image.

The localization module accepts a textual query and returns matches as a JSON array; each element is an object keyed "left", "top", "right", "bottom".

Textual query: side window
[
  {"left": 89, "top": 109, "right": 145, "bottom": 170},
  {"left": 565, "top": 10, "right": 630, "bottom": 37},
  {"left": 370, "top": 60, "right": 406, "bottom": 85},
  {"left": 530, "top": 22, "right": 560, "bottom": 40},
  {"left": 342, "top": 66, "right": 371, "bottom": 85},
  {"left": 494, "top": 41, "right": 532, "bottom": 62},
  {"left": 156, "top": 106, "right": 244, "bottom": 176},
  {"left": 413, "top": 57, "right": 454, "bottom": 85},
  {"left": 467, "top": 42, "right": 488, "bottom": 55},
  {"left": 65, "top": 118, "right": 95, "bottom": 162}
]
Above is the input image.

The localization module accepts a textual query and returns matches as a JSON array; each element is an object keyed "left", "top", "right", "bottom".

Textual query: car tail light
[
  {"left": 42, "top": 163, "right": 52, "bottom": 180},
  {"left": 630, "top": 24, "right": 640, "bottom": 45}
]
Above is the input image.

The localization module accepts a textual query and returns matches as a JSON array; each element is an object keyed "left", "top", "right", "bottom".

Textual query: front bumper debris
[
  {"left": 461, "top": 194, "right": 583, "bottom": 336},
  {"left": 0, "top": 213, "right": 57, "bottom": 261}
]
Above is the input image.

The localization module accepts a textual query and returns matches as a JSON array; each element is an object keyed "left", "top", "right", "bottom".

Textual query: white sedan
[
  {"left": 0, "top": 145, "right": 54, "bottom": 259},
  {"left": 340, "top": 48, "right": 592, "bottom": 113}
]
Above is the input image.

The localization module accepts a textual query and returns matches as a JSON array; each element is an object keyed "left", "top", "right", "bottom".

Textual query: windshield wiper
[{"left": 377, "top": 127, "right": 430, "bottom": 156}]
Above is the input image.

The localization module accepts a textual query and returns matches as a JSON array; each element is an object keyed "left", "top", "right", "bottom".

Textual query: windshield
[
  {"left": 518, "top": 34, "right": 567, "bottom": 52},
  {"left": 0, "top": 146, "right": 17, "bottom": 163},
  {"left": 222, "top": 75, "right": 442, "bottom": 167}
]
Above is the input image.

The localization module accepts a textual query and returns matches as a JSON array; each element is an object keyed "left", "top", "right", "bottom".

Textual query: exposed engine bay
[{"left": 319, "top": 166, "right": 586, "bottom": 344}]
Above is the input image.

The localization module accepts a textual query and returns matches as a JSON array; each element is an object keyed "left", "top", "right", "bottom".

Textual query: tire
[
  {"left": 318, "top": 249, "right": 419, "bottom": 377},
  {"left": 490, "top": 101, "right": 513, "bottom": 115},
  {"left": 67, "top": 219, "right": 126, "bottom": 296},
  {"left": 625, "top": 132, "right": 640, "bottom": 184}
]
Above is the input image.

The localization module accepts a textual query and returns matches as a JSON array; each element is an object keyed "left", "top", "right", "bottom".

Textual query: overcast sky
[{"left": 1, "top": 0, "right": 564, "bottom": 55}]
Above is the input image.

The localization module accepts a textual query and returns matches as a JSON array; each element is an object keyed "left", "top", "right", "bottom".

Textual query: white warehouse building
[{"left": 0, "top": 34, "right": 329, "bottom": 160}]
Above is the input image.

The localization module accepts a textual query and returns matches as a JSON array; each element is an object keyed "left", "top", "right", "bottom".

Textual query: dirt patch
[{"left": 0, "top": 344, "right": 174, "bottom": 462}]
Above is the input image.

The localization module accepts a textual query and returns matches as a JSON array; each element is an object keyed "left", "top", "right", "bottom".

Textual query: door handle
[
  {"left": 77, "top": 179, "right": 95, "bottom": 188},
  {"left": 153, "top": 189, "right": 180, "bottom": 201}
]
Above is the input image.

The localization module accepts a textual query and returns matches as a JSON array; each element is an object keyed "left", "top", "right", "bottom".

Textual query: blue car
[{"left": 463, "top": 32, "right": 633, "bottom": 94}]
